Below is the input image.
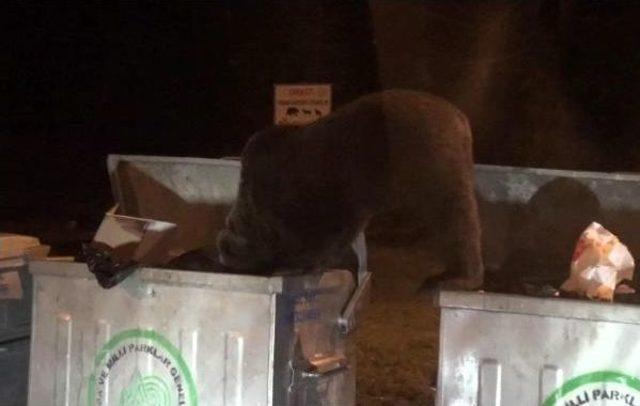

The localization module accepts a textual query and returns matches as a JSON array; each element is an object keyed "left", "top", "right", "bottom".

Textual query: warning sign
[{"left": 274, "top": 84, "right": 332, "bottom": 126}]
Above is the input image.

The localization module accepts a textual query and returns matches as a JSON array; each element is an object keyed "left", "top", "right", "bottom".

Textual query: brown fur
[{"left": 217, "top": 89, "right": 483, "bottom": 289}]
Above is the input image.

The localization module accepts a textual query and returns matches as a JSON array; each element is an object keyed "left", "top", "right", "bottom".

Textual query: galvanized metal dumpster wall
[
  {"left": 29, "top": 262, "right": 357, "bottom": 406},
  {"left": 0, "top": 260, "right": 32, "bottom": 406},
  {"left": 438, "top": 291, "right": 640, "bottom": 406},
  {"left": 0, "top": 337, "right": 29, "bottom": 406},
  {"left": 0, "top": 261, "right": 32, "bottom": 343}
]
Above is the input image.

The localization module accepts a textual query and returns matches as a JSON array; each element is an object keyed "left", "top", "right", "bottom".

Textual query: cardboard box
[{"left": 92, "top": 207, "right": 178, "bottom": 266}]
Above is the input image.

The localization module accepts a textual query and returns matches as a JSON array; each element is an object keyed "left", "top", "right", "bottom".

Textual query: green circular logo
[
  {"left": 544, "top": 370, "right": 640, "bottom": 406},
  {"left": 119, "top": 372, "right": 172, "bottom": 406},
  {"left": 87, "top": 329, "right": 198, "bottom": 406}
]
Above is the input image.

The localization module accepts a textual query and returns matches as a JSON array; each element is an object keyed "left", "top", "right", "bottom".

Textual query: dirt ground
[{"left": 356, "top": 242, "right": 444, "bottom": 406}]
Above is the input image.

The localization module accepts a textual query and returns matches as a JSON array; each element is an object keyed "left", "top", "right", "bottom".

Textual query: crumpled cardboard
[
  {"left": 561, "top": 222, "right": 635, "bottom": 301},
  {"left": 86, "top": 205, "right": 179, "bottom": 288},
  {"left": 92, "top": 206, "right": 178, "bottom": 265}
]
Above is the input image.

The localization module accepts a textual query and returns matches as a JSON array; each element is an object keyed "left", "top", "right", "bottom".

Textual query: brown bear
[{"left": 217, "top": 89, "right": 483, "bottom": 290}]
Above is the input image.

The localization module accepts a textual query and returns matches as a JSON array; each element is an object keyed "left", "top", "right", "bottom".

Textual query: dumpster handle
[
  {"left": 299, "top": 354, "right": 350, "bottom": 379},
  {"left": 338, "top": 233, "right": 370, "bottom": 335},
  {"left": 338, "top": 273, "right": 371, "bottom": 335}
]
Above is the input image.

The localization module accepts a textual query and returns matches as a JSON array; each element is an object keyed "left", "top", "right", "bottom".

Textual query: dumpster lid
[
  {"left": 105, "top": 155, "right": 368, "bottom": 279},
  {"left": 438, "top": 290, "right": 640, "bottom": 325},
  {"left": 106, "top": 155, "right": 241, "bottom": 256}
]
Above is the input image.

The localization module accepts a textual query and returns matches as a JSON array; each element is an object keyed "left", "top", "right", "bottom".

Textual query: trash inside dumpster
[
  {"left": 437, "top": 165, "right": 640, "bottom": 406},
  {"left": 82, "top": 206, "right": 179, "bottom": 288},
  {"left": 561, "top": 222, "right": 635, "bottom": 301},
  {"left": 28, "top": 155, "right": 370, "bottom": 406}
]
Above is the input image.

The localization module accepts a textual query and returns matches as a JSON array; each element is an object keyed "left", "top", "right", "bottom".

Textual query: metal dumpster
[
  {"left": 437, "top": 164, "right": 640, "bottom": 406},
  {"left": 0, "top": 337, "right": 30, "bottom": 406},
  {"left": 1, "top": 256, "right": 34, "bottom": 406},
  {"left": 28, "top": 155, "right": 370, "bottom": 406},
  {"left": 0, "top": 258, "right": 33, "bottom": 343}
]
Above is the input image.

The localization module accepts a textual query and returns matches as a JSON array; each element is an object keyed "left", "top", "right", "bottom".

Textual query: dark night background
[{"left": 5, "top": 1, "right": 640, "bottom": 250}]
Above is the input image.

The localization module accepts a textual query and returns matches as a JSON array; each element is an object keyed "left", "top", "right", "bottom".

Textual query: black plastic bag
[{"left": 80, "top": 243, "right": 140, "bottom": 289}]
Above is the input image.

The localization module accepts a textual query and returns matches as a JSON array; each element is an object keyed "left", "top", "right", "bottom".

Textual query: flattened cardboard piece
[
  {"left": 0, "top": 234, "right": 50, "bottom": 271},
  {"left": 45, "top": 256, "right": 75, "bottom": 262},
  {"left": 93, "top": 210, "right": 178, "bottom": 265},
  {"left": 0, "top": 234, "right": 42, "bottom": 259},
  {"left": 24, "top": 245, "right": 51, "bottom": 260}
]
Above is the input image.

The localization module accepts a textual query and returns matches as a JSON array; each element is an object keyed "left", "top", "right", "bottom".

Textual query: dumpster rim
[
  {"left": 29, "top": 260, "right": 365, "bottom": 296},
  {"left": 475, "top": 163, "right": 640, "bottom": 182},
  {"left": 438, "top": 290, "right": 640, "bottom": 325},
  {"left": 29, "top": 260, "right": 289, "bottom": 293}
]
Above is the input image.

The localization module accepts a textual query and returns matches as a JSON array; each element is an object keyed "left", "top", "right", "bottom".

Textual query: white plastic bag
[{"left": 560, "top": 222, "right": 635, "bottom": 301}]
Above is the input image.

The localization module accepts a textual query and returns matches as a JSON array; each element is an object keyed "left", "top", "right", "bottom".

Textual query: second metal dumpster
[{"left": 438, "top": 164, "right": 640, "bottom": 406}]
